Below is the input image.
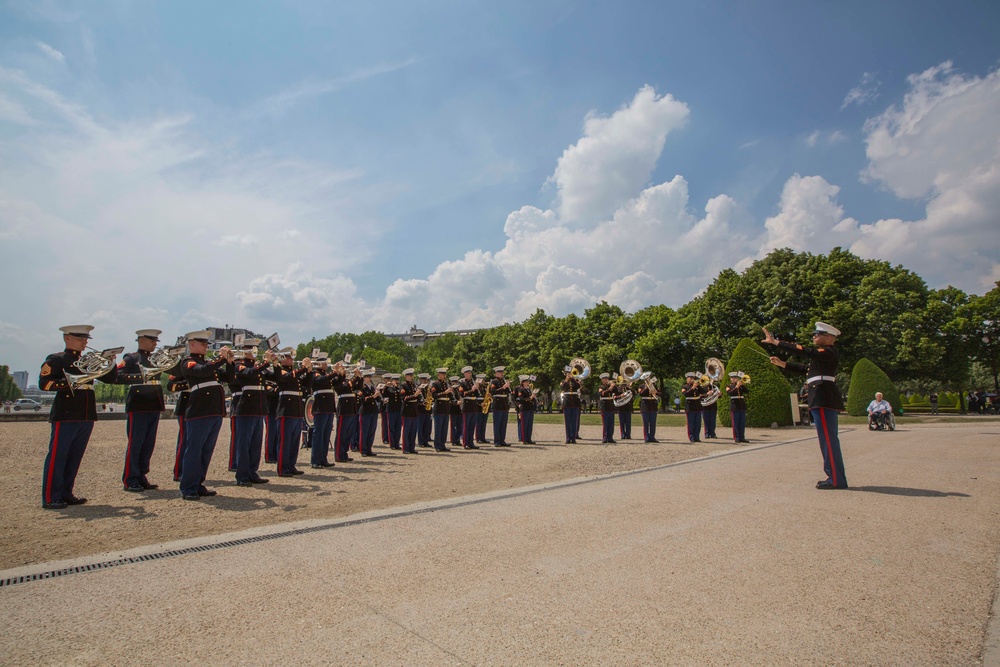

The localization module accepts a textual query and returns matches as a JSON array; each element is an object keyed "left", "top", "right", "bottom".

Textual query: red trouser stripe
[
  {"left": 228, "top": 419, "right": 236, "bottom": 468},
  {"left": 277, "top": 417, "right": 286, "bottom": 474},
  {"left": 45, "top": 422, "right": 61, "bottom": 503},
  {"left": 123, "top": 414, "right": 134, "bottom": 486},
  {"left": 819, "top": 409, "right": 837, "bottom": 486}
]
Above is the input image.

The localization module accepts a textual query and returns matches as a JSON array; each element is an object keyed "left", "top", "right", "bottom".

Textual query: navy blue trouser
[
  {"left": 618, "top": 411, "right": 632, "bottom": 439},
  {"left": 418, "top": 414, "right": 432, "bottom": 446},
  {"left": 123, "top": 411, "right": 159, "bottom": 488},
  {"left": 476, "top": 412, "right": 488, "bottom": 441},
  {"left": 42, "top": 420, "right": 93, "bottom": 505},
  {"left": 517, "top": 411, "right": 534, "bottom": 442},
  {"left": 227, "top": 417, "right": 238, "bottom": 470},
  {"left": 686, "top": 410, "right": 702, "bottom": 442},
  {"left": 433, "top": 413, "right": 450, "bottom": 449},
  {"left": 265, "top": 414, "right": 279, "bottom": 462},
  {"left": 234, "top": 415, "right": 264, "bottom": 483},
  {"left": 381, "top": 410, "right": 389, "bottom": 443},
  {"left": 493, "top": 410, "right": 509, "bottom": 444},
  {"left": 276, "top": 416, "right": 303, "bottom": 475},
  {"left": 311, "top": 412, "right": 334, "bottom": 465},
  {"left": 812, "top": 408, "right": 848, "bottom": 488},
  {"left": 601, "top": 411, "right": 615, "bottom": 442},
  {"left": 450, "top": 413, "right": 463, "bottom": 444},
  {"left": 180, "top": 416, "right": 222, "bottom": 496},
  {"left": 360, "top": 413, "right": 378, "bottom": 454},
  {"left": 563, "top": 407, "right": 580, "bottom": 441},
  {"left": 463, "top": 412, "right": 477, "bottom": 448},
  {"left": 402, "top": 415, "right": 418, "bottom": 453},
  {"left": 173, "top": 416, "right": 186, "bottom": 481},
  {"left": 334, "top": 414, "right": 358, "bottom": 460},
  {"left": 387, "top": 410, "right": 402, "bottom": 448},
  {"left": 703, "top": 409, "right": 717, "bottom": 438},
  {"left": 731, "top": 410, "right": 746, "bottom": 442},
  {"left": 641, "top": 411, "right": 657, "bottom": 441}
]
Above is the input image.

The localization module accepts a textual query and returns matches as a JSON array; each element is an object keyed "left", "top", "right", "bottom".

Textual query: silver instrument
[
  {"left": 614, "top": 360, "right": 642, "bottom": 407},
  {"left": 65, "top": 346, "right": 123, "bottom": 391},
  {"left": 566, "top": 358, "right": 591, "bottom": 380},
  {"left": 140, "top": 345, "right": 187, "bottom": 382},
  {"left": 701, "top": 357, "right": 725, "bottom": 406}
]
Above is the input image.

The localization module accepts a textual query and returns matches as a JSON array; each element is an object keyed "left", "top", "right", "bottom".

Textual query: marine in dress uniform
[
  {"left": 702, "top": 386, "right": 718, "bottom": 439},
  {"left": 430, "top": 368, "right": 452, "bottom": 451},
  {"left": 179, "top": 331, "right": 234, "bottom": 500},
  {"left": 116, "top": 329, "right": 166, "bottom": 492},
  {"left": 399, "top": 369, "right": 420, "bottom": 454},
  {"left": 448, "top": 376, "right": 464, "bottom": 445},
  {"left": 489, "top": 366, "right": 512, "bottom": 447},
  {"left": 416, "top": 373, "right": 433, "bottom": 448},
  {"left": 383, "top": 374, "right": 403, "bottom": 450},
  {"left": 331, "top": 361, "right": 361, "bottom": 462},
  {"left": 474, "top": 373, "right": 490, "bottom": 443},
  {"left": 560, "top": 371, "right": 582, "bottom": 443},
  {"left": 263, "top": 348, "right": 311, "bottom": 477},
  {"left": 167, "top": 366, "right": 190, "bottom": 482},
  {"left": 637, "top": 380, "right": 659, "bottom": 443},
  {"left": 681, "top": 373, "right": 704, "bottom": 443},
  {"left": 458, "top": 367, "right": 481, "bottom": 450},
  {"left": 358, "top": 370, "right": 381, "bottom": 456},
  {"left": 617, "top": 382, "right": 634, "bottom": 440},
  {"left": 725, "top": 372, "right": 750, "bottom": 444},
  {"left": 225, "top": 343, "right": 245, "bottom": 472},
  {"left": 513, "top": 376, "right": 537, "bottom": 444},
  {"left": 39, "top": 325, "right": 118, "bottom": 509},
  {"left": 307, "top": 355, "right": 336, "bottom": 467},
  {"left": 231, "top": 341, "right": 273, "bottom": 485},
  {"left": 598, "top": 374, "right": 617, "bottom": 444},
  {"left": 763, "top": 322, "right": 848, "bottom": 489}
]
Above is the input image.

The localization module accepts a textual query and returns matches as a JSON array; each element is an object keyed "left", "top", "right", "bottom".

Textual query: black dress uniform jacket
[
  {"left": 180, "top": 355, "right": 233, "bottom": 419},
  {"left": 234, "top": 359, "right": 270, "bottom": 416},
  {"left": 400, "top": 380, "right": 420, "bottom": 418},
  {"left": 513, "top": 386, "right": 536, "bottom": 413},
  {"left": 39, "top": 349, "right": 116, "bottom": 422},
  {"left": 560, "top": 378, "right": 582, "bottom": 409},
  {"left": 309, "top": 370, "right": 337, "bottom": 414},
  {"left": 725, "top": 383, "right": 748, "bottom": 411},
  {"left": 115, "top": 350, "right": 166, "bottom": 413},
  {"left": 332, "top": 373, "right": 361, "bottom": 415},
  {"left": 638, "top": 385, "right": 659, "bottom": 413},
  {"left": 777, "top": 341, "right": 844, "bottom": 411},
  {"left": 430, "top": 379, "right": 452, "bottom": 414},
  {"left": 599, "top": 383, "right": 617, "bottom": 413},
  {"left": 264, "top": 365, "right": 311, "bottom": 418},
  {"left": 488, "top": 378, "right": 511, "bottom": 411},
  {"left": 681, "top": 383, "right": 704, "bottom": 412},
  {"left": 459, "top": 379, "right": 479, "bottom": 413},
  {"left": 166, "top": 361, "right": 189, "bottom": 418},
  {"left": 360, "top": 382, "right": 380, "bottom": 414},
  {"left": 382, "top": 384, "right": 402, "bottom": 412}
]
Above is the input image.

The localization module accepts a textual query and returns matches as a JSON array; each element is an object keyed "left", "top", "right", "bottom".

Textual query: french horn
[
  {"left": 65, "top": 346, "right": 124, "bottom": 391},
  {"left": 140, "top": 345, "right": 187, "bottom": 383}
]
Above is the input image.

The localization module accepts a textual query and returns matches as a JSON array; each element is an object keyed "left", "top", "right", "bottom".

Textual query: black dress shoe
[
  {"left": 250, "top": 477, "right": 270, "bottom": 484},
  {"left": 264, "top": 458, "right": 276, "bottom": 464},
  {"left": 389, "top": 446, "right": 401, "bottom": 450},
  {"left": 310, "top": 464, "right": 325, "bottom": 469},
  {"left": 182, "top": 493, "right": 201, "bottom": 501},
  {"left": 349, "top": 447, "right": 360, "bottom": 452},
  {"left": 141, "top": 482, "right": 159, "bottom": 490},
  {"left": 124, "top": 484, "right": 145, "bottom": 492},
  {"left": 64, "top": 496, "right": 88, "bottom": 505},
  {"left": 277, "top": 472, "right": 296, "bottom": 477},
  {"left": 334, "top": 457, "right": 353, "bottom": 463},
  {"left": 290, "top": 469, "right": 305, "bottom": 475},
  {"left": 435, "top": 447, "right": 451, "bottom": 452},
  {"left": 739, "top": 439, "right": 751, "bottom": 443},
  {"left": 466, "top": 444, "right": 480, "bottom": 449},
  {"left": 43, "top": 500, "right": 68, "bottom": 509},
  {"left": 570, "top": 439, "right": 577, "bottom": 444},
  {"left": 235, "top": 480, "right": 253, "bottom": 487},
  {"left": 816, "top": 480, "right": 835, "bottom": 489},
  {"left": 198, "top": 489, "right": 218, "bottom": 497}
]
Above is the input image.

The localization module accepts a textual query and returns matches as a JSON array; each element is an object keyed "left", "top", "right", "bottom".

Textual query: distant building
[
  {"left": 386, "top": 325, "right": 481, "bottom": 348},
  {"left": 12, "top": 371, "right": 28, "bottom": 391},
  {"left": 171, "top": 326, "right": 268, "bottom": 349}
]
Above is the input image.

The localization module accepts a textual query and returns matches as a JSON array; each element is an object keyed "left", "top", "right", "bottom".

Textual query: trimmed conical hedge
[
  {"left": 846, "top": 358, "right": 902, "bottom": 416},
  {"left": 718, "top": 338, "right": 794, "bottom": 428}
]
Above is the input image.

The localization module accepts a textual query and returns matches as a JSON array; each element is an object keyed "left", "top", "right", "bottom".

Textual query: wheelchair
[{"left": 868, "top": 411, "right": 895, "bottom": 431}]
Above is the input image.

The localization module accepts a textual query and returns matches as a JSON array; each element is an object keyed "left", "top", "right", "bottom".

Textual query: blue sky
[{"left": 2, "top": 0, "right": 999, "bottom": 381}]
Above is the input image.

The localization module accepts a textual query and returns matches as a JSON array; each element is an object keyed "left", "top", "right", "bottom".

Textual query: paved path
[{"left": 2, "top": 423, "right": 999, "bottom": 666}]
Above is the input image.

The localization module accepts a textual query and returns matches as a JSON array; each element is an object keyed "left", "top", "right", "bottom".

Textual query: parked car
[{"left": 13, "top": 398, "right": 42, "bottom": 411}]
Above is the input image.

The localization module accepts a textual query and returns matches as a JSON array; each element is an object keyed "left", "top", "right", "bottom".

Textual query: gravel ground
[
  {"left": 1, "top": 421, "right": 997, "bottom": 666},
  {"left": 0, "top": 418, "right": 766, "bottom": 568}
]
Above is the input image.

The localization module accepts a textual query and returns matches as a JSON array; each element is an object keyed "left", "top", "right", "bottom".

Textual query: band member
[
  {"left": 264, "top": 375, "right": 279, "bottom": 464},
  {"left": 489, "top": 366, "right": 512, "bottom": 447},
  {"left": 264, "top": 348, "right": 311, "bottom": 476},
  {"left": 458, "top": 367, "right": 481, "bottom": 450},
  {"left": 383, "top": 374, "right": 403, "bottom": 449},
  {"left": 380, "top": 376, "right": 390, "bottom": 445},
  {"left": 448, "top": 376, "right": 464, "bottom": 446},
  {"left": 560, "top": 369, "right": 582, "bottom": 443},
  {"left": 225, "top": 344, "right": 245, "bottom": 472},
  {"left": 116, "top": 329, "right": 166, "bottom": 492},
  {"left": 513, "top": 375, "right": 537, "bottom": 444},
  {"left": 702, "top": 389, "right": 718, "bottom": 439},
  {"left": 358, "top": 369, "right": 381, "bottom": 456},
  {"left": 681, "top": 372, "right": 703, "bottom": 443},
  {"left": 726, "top": 372, "right": 750, "bottom": 444},
  {"left": 617, "top": 382, "right": 633, "bottom": 440},
  {"left": 430, "top": 368, "right": 452, "bottom": 452},
  {"left": 167, "top": 365, "right": 190, "bottom": 482},
  {"left": 39, "top": 324, "right": 117, "bottom": 509},
  {"left": 179, "top": 331, "right": 233, "bottom": 500},
  {"left": 598, "top": 373, "right": 617, "bottom": 443},
  {"left": 332, "top": 361, "right": 361, "bottom": 462},
  {"left": 638, "top": 379, "right": 659, "bottom": 443},
  {"left": 416, "top": 373, "right": 433, "bottom": 447},
  {"left": 763, "top": 322, "right": 847, "bottom": 489},
  {"left": 399, "top": 368, "right": 420, "bottom": 453},
  {"left": 232, "top": 340, "right": 272, "bottom": 485},
  {"left": 307, "top": 354, "right": 336, "bottom": 467},
  {"left": 475, "top": 373, "right": 490, "bottom": 443}
]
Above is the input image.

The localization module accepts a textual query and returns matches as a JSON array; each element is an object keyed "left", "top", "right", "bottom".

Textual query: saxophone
[
  {"left": 423, "top": 382, "right": 434, "bottom": 411},
  {"left": 481, "top": 380, "right": 493, "bottom": 414}
]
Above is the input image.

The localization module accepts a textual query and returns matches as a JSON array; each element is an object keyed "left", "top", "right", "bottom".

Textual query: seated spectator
[{"left": 867, "top": 392, "right": 892, "bottom": 428}]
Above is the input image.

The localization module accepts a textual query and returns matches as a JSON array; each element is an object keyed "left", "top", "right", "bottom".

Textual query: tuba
[
  {"left": 614, "top": 360, "right": 642, "bottom": 407},
  {"left": 567, "top": 358, "right": 591, "bottom": 380},
  {"left": 65, "top": 346, "right": 124, "bottom": 391},
  {"left": 701, "top": 357, "right": 725, "bottom": 406},
  {"left": 141, "top": 345, "right": 187, "bottom": 383}
]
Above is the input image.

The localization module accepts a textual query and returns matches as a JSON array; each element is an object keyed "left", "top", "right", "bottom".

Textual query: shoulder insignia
[
  {"left": 117, "top": 361, "right": 126, "bottom": 368},
  {"left": 795, "top": 344, "right": 803, "bottom": 350},
  {"left": 818, "top": 347, "right": 827, "bottom": 353},
  {"left": 187, "top": 361, "right": 197, "bottom": 368},
  {"left": 40, "top": 363, "right": 52, "bottom": 377}
]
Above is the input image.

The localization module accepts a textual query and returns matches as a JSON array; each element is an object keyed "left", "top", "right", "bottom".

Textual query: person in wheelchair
[{"left": 867, "top": 392, "right": 893, "bottom": 430}]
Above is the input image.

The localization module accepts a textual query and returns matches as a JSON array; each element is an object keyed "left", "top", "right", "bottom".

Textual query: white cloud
[
  {"left": 805, "top": 130, "right": 820, "bottom": 148},
  {"left": 842, "top": 71, "right": 881, "bottom": 109},
  {"left": 35, "top": 41, "right": 65, "bottom": 63}
]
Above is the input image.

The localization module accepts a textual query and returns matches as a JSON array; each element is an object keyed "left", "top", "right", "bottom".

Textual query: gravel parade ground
[{"left": 1, "top": 420, "right": 998, "bottom": 665}]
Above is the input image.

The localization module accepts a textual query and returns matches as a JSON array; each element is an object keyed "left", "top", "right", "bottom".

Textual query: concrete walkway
[{"left": 2, "top": 423, "right": 999, "bottom": 666}]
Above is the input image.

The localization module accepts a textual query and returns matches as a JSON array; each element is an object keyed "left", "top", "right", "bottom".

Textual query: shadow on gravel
[
  {"left": 209, "top": 496, "right": 280, "bottom": 512},
  {"left": 848, "top": 486, "right": 970, "bottom": 498},
  {"left": 55, "top": 504, "right": 157, "bottom": 521}
]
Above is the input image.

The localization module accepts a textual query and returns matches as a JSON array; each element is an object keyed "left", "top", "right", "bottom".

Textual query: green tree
[
  {"left": 846, "top": 358, "right": 902, "bottom": 417},
  {"left": 716, "top": 339, "right": 793, "bottom": 427},
  {"left": 0, "top": 366, "right": 24, "bottom": 402}
]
